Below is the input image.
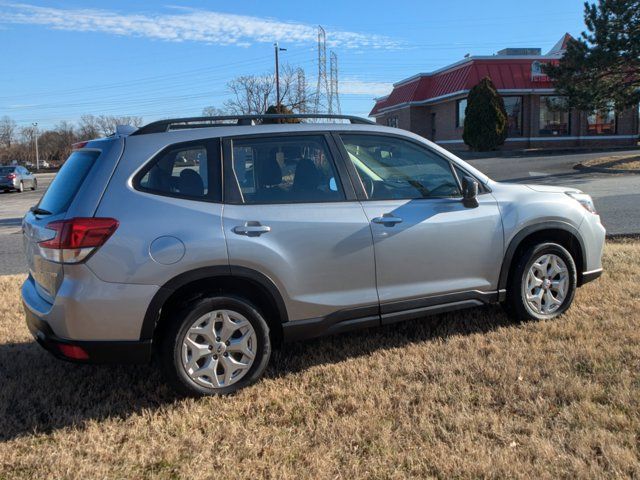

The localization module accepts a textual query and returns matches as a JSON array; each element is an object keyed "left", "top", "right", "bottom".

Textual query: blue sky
[{"left": 0, "top": 1, "right": 589, "bottom": 129}]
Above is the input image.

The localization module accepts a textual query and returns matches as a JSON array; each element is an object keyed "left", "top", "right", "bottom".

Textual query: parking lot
[{"left": 0, "top": 173, "right": 55, "bottom": 275}]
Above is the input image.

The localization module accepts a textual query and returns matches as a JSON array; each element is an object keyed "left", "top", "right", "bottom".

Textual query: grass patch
[
  {"left": 581, "top": 154, "right": 640, "bottom": 172},
  {"left": 0, "top": 241, "right": 639, "bottom": 479}
]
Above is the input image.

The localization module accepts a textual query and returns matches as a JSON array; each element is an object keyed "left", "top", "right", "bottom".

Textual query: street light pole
[
  {"left": 274, "top": 42, "right": 287, "bottom": 112},
  {"left": 32, "top": 122, "right": 39, "bottom": 171}
]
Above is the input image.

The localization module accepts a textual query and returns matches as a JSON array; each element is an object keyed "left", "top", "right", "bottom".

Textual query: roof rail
[{"left": 131, "top": 114, "right": 375, "bottom": 135}]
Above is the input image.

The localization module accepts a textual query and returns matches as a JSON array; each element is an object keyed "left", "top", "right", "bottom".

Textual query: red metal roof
[{"left": 370, "top": 57, "right": 558, "bottom": 116}]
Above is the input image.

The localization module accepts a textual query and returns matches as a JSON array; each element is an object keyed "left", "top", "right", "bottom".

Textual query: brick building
[{"left": 370, "top": 34, "right": 639, "bottom": 150}]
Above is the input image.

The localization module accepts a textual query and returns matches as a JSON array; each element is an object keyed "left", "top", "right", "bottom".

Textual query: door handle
[
  {"left": 372, "top": 214, "right": 403, "bottom": 226},
  {"left": 233, "top": 222, "right": 271, "bottom": 237}
]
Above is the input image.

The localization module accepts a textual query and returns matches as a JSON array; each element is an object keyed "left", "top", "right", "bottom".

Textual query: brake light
[
  {"left": 38, "top": 217, "right": 119, "bottom": 264},
  {"left": 6, "top": 173, "right": 16, "bottom": 179},
  {"left": 72, "top": 141, "right": 89, "bottom": 150}
]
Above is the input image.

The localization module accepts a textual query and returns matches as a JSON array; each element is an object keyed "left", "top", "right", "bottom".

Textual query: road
[
  {"left": 465, "top": 149, "right": 640, "bottom": 235},
  {"left": 0, "top": 151, "right": 638, "bottom": 275},
  {"left": 0, "top": 173, "right": 55, "bottom": 275}
]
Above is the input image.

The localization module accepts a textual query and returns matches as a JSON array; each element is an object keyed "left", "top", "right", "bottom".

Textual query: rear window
[
  {"left": 38, "top": 150, "right": 100, "bottom": 214},
  {"left": 0, "top": 167, "right": 15, "bottom": 175}
]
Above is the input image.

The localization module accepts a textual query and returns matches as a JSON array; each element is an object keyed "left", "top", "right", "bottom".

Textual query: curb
[{"left": 574, "top": 163, "right": 640, "bottom": 175}]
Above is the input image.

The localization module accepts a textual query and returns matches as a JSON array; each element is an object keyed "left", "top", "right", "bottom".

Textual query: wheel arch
[
  {"left": 140, "top": 265, "right": 288, "bottom": 346},
  {"left": 498, "top": 221, "right": 587, "bottom": 297}
]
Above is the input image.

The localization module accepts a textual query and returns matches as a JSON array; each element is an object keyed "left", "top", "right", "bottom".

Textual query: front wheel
[
  {"left": 18, "top": 181, "right": 24, "bottom": 193},
  {"left": 31, "top": 179, "right": 37, "bottom": 191},
  {"left": 160, "top": 296, "right": 271, "bottom": 396},
  {"left": 505, "top": 242, "right": 577, "bottom": 321}
]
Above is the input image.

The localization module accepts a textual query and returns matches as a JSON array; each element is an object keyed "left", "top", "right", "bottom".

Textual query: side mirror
[{"left": 462, "top": 176, "right": 479, "bottom": 208}]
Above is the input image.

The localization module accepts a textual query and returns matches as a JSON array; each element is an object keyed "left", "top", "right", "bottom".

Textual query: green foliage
[
  {"left": 263, "top": 105, "right": 300, "bottom": 124},
  {"left": 544, "top": 0, "right": 640, "bottom": 111},
  {"left": 462, "top": 77, "right": 508, "bottom": 151}
]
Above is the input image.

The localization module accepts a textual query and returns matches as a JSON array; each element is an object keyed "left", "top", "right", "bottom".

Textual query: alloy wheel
[
  {"left": 523, "top": 253, "right": 569, "bottom": 315},
  {"left": 181, "top": 309, "right": 257, "bottom": 389}
]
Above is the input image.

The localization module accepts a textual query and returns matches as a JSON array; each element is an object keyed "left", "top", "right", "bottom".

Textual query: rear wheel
[
  {"left": 505, "top": 242, "right": 577, "bottom": 321},
  {"left": 160, "top": 295, "right": 271, "bottom": 396}
]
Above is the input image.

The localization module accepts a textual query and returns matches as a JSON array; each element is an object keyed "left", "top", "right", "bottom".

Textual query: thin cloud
[
  {"left": 0, "top": 3, "right": 402, "bottom": 49},
  {"left": 340, "top": 80, "right": 393, "bottom": 96}
]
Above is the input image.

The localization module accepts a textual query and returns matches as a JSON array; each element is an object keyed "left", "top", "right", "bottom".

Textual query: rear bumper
[{"left": 24, "top": 305, "right": 152, "bottom": 364}]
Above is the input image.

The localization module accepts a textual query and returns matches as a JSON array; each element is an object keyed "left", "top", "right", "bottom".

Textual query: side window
[
  {"left": 137, "top": 142, "right": 216, "bottom": 200},
  {"left": 231, "top": 135, "right": 344, "bottom": 204},
  {"left": 340, "top": 134, "right": 461, "bottom": 200}
]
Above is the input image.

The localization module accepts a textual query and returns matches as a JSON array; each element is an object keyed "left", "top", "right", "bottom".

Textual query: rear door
[{"left": 221, "top": 133, "right": 378, "bottom": 323}]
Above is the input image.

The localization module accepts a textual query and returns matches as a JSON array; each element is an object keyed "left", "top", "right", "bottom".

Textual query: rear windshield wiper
[{"left": 30, "top": 206, "right": 52, "bottom": 216}]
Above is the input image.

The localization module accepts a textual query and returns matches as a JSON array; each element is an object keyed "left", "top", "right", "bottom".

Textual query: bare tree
[
  {"left": 202, "top": 105, "right": 228, "bottom": 117},
  {"left": 0, "top": 116, "right": 17, "bottom": 148},
  {"left": 77, "top": 114, "right": 101, "bottom": 140},
  {"left": 96, "top": 115, "right": 143, "bottom": 136}
]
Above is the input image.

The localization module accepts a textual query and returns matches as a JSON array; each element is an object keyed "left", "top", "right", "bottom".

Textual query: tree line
[{"left": 0, "top": 115, "right": 143, "bottom": 166}]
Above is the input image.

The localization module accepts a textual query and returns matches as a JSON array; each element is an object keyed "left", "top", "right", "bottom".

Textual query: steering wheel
[{"left": 360, "top": 175, "right": 375, "bottom": 198}]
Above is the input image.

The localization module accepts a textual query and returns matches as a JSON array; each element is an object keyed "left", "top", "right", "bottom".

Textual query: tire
[
  {"left": 18, "top": 182, "right": 24, "bottom": 193},
  {"left": 505, "top": 242, "right": 577, "bottom": 321},
  {"left": 160, "top": 295, "right": 271, "bottom": 396},
  {"left": 31, "top": 179, "right": 37, "bottom": 191}
]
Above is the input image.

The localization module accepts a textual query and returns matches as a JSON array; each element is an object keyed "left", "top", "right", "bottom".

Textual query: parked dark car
[{"left": 0, "top": 165, "right": 37, "bottom": 192}]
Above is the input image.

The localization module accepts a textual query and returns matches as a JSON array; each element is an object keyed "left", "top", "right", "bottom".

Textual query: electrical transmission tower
[
  {"left": 329, "top": 51, "right": 341, "bottom": 115},
  {"left": 314, "top": 26, "right": 331, "bottom": 113},
  {"left": 296, "top": 67, "right": 307, "bottom": 113}
]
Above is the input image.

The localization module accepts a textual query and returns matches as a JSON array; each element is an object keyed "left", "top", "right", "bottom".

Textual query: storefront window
[
  {"left": 387, "top": 116, "right": 399, "bottom": 128},
  {"left": 539, "top": 96, "right": 570, "bottom": 136},
  {"left": 503, "top": 96, "right": 523, "bottom": 136},
  {"left": 456, "top": 98, "right": 467, "bottom": 128},
  {"left": 587, "top": 105, "right": 616, "bottom": 135}
]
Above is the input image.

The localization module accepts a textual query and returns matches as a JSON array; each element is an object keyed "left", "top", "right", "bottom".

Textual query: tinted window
[
  {"left": 138, "top": 144, "right": 211, "bottom": 200},
  {"left": 340, "top": 134, "right": 461, "bottom": 200},
  {"left": 38, "top": 151, "right": 100, "bottom": 214},
  {"left": 231, "top": 135, "right": 344, "bottom": 204},
  {"left": 503, "top": 96, "right": 523, "bottom": 136},
  {"left": 539, "top": 96, "right": 570, "bottom": 136}
]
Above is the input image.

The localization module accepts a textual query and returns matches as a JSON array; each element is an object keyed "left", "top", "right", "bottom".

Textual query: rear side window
[
  {"left": 231, "top": 135, "right": 344, "bottom": 204},
  {"left": 38, "top": 150, "right": 100, "bottom": 215},
  {"left": 136, "top": 140, "right": 220, "bottom": 201}
]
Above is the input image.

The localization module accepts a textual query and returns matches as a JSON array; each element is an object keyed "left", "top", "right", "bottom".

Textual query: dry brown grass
[
  {"left": 582, "top": 154, "right": 640, "bottom": 172},
  {"left": 0, "top": 241, "right": 639, "bottom": 479}
]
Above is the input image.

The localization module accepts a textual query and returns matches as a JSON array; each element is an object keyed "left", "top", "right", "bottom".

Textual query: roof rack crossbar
[{"left": 131, "top": 114, "right": 375, "bottom": 135}]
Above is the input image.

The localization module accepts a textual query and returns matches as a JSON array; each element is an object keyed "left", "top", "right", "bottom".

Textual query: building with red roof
[{"left": 370, "top": 34, "right": 638, "bottom": 150}]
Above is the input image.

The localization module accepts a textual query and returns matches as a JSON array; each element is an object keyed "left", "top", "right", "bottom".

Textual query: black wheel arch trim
[
  {"left": 498, "top": 221, "right": 587, "bottom": 296},
  {"left": 139, "top": 265, "right": 288, "bottom": 340}
]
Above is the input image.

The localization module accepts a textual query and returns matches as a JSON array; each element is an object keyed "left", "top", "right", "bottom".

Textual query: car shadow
[{"left": 0, "top": 304, "right": 519, "bottom": 442}]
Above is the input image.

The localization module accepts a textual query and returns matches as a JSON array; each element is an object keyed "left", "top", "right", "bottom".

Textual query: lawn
[{"left": 0, "top": 241, "right": 639, "bottom": 479}]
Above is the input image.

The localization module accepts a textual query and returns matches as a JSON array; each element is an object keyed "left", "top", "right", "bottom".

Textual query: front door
[
  {"left": 222, "top": 133, "right": 378, "bottom": 324},
  {"left": 337, "top": 133, "right": 503, "bottom": 316}
]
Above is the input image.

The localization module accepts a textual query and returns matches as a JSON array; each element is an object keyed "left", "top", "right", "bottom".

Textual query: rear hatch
[{"left": 23, "top": 144, "right": 110, "bottom": 303}]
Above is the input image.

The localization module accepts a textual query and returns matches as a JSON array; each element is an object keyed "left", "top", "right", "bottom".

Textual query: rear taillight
[
  {"left": 38, "top": 217, "right": 119, "bottom": 264},
  {"left": 6, "top": 173, "right": 16, "bottom": 179}
]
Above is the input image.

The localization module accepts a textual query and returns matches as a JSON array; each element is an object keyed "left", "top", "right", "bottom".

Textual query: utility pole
[
  {"left": 32, "top": 122, "right": 39, "bottom": 171},
  {"left": 274, "top": 42, "right": 286, "bottom": 112}
]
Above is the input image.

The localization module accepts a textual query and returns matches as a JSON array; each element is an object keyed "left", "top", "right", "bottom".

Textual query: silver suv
[{"left": 21, "top": 115, "right": 605, "bottom": 396}]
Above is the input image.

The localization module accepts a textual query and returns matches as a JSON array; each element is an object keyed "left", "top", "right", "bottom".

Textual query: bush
[{"left": 462, "top": 77, "right": 508, "bottom": 151}]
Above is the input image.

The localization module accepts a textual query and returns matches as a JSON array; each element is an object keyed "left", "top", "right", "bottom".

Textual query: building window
[
  {"left": 503, "top": 96, "right": 523, "bottom": 136},
  {"left": 539, "top": 96, "right": 570, "bottom": 136},
  {"left": 387, "top": 116, "right": 398, "bottom": 128},
  {"left": 456, "top": 99, "right": 467, "bottom": 128},
  {"left": 587, "top": 105, "right": 616, "bottom": 135}
]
